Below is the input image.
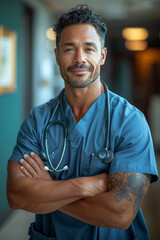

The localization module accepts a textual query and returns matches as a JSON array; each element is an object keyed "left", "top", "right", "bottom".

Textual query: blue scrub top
[{"left": 9, "top": 90, "right": 159, "bottom": 240}]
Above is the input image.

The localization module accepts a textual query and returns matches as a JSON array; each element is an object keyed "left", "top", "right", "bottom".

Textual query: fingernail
[
  {"left": 30, "top": 152, "right": 35, "bottom": 156},
  {"left": 20, "top": 166, "right": 23, "bottom": 170},
  {"left": 20, "top": 159, "right": 24, "bottom": 163},
  {"left": 24, "top": 154, "right": 28, "bottom": 158}
]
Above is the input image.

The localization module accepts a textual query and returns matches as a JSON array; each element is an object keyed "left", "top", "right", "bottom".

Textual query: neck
[{"left": 65, "top": 79, "right": 104, "bottom": 123}]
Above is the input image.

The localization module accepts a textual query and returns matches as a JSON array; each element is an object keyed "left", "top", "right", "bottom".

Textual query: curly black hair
[{"left": 53, "top": 4, "right": 107, "bottom": 49}]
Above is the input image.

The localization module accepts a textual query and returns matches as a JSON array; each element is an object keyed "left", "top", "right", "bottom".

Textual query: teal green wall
[{"left": 0, "top": 0, "right": 23, "bottom": 216}]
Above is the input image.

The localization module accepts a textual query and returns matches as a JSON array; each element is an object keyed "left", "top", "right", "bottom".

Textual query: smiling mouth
[
  {"left": 69, "top": 68, "right": 90, "bottom": 75},
  {"left": 67, "top": 64, "right": 93, "bottom": 75}
]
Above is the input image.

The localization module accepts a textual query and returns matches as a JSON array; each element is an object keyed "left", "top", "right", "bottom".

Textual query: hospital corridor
[{"left": 0, "top": 0, "right": 160, "bottom": 240}]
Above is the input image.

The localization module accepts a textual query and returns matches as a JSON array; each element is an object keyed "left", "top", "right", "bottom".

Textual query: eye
[
  {"left": 64, "top": 48, "right": 74, "bottom": 52},
  {"left": 86, "top": 48, "right": 95, "bottom": 52}
]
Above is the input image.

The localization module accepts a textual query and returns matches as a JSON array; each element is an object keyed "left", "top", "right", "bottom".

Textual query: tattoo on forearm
[{"left": 108, "top": 173, "right": 150, "bottom": 216}]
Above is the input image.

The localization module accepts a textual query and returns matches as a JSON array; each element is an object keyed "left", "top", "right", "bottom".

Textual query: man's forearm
[
  {"left": 59, "top": 172, "right": 151, "bottom": 230},
  {"left": 7, "top": 161, "right": 108, "bottom": 214},
  {"left": 8, "top": 176, "right": 84, "bottom": 213},
  {"left": 59, "top": 192, "right": 118, "bottom": 228}
]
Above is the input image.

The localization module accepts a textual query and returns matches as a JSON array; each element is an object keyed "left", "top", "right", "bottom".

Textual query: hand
[
  {"left": 20, "top": 152, "right": 53, "bottom": 181},
  {"left": 73, "top": 172, "right": 108, "bottom": 198},
  {"left": 86, "top": 173, "right": 108, "bottom": 196},
  {"left": 95, "top": 172, "right": 108, "bottom": 193}
]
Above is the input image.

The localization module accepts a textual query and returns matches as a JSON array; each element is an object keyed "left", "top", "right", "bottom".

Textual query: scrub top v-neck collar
[{"left": 62, "top": 91, "right": 106, "bottom": 138}]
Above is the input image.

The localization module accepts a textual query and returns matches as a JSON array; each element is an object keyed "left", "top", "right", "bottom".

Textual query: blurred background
[{"left": 0, "top": 0, "right": 160, "bottom": 239}]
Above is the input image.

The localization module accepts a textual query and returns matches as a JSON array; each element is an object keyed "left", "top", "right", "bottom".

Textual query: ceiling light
[
  {"left": 122, "top": 28, "right": 149, "bottom": 41},
  {"left": 125, "top": 40, "right": 148, "bottom": 51},
  {"left": 46, "top": 27, "right": 56, "bottom": 40}
]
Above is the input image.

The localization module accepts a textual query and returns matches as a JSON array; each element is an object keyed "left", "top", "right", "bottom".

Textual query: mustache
[{"left": 67, "top": 64, "right": 93, "bottom": 71}]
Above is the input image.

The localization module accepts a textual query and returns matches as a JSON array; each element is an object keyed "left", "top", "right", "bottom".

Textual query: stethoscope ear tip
[
  {"left": 63, "top": 165, "right": 69, "bottom": 171},
  {"left": 44, "top": 166, "right": 49, "bottom": 171},
  {"left": 43, "top": 165, "right": 68, "bottom": 172}
]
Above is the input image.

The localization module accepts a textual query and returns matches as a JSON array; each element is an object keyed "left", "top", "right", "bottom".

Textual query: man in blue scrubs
[{"left": 7, "top": 4, "right": 158, "bottom": 240}]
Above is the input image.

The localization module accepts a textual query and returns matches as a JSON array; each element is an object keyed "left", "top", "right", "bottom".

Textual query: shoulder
[
  {"left": 109, "top": 90, "right": 142, "bottom": 116},
  {"left": 109, "top": 90, "right": 146, "bottom": 126},
  {"left": 21, "top": 96, "right": 59, "bottom": 131},
  {"left": 29, "top": 96, "right": 58, "bottom": 121},
  {"left": 31, "top": 96, "right": 58, "bottom": 117},
  {"left": 109, "top": 90, "right": 151, "bottom": 146}
]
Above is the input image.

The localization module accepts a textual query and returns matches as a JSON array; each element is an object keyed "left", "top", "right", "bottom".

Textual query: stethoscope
[{"left": 43, "top": 81, "right": 114, "bottom": 172}]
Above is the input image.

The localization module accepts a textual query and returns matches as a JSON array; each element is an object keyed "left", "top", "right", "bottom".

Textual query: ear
[
  {"left": 54, "top": 48, "right": 60, "bottom": 66},
  {"left": 100, "top": 47, "right": 107, "bottom": 66}
]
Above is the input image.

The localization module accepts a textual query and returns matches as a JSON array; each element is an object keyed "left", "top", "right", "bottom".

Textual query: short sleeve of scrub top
[
  {"left": 8, "top": 99, "right": 55, "bottom": 162},
  {"left": 109, "top": 91, "right": 158, "bottom": 183}
]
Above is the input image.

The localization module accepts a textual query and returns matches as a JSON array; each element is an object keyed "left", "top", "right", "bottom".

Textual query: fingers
[
  {"left": 19, "top": 152, "right": 46, "bottom": 176},
  {"left": 19, "top": 152, "right": 53, "bottom": 181},
  {"left": 19, "top": 152, "right": 43, "bottom": 177},
  {"left": 20, "top": 157, "right": 38, "bottom": 177},
  {"left": 30, "top": 152, "right": 45, "bottom": 170},
  {"left": 20, "top": 165, "right": 32, "bottom": 177}
]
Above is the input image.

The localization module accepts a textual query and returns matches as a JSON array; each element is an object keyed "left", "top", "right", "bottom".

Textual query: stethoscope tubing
[
  {"left": 44, "top": 81, "right": 112, "bottom": 172},
  {"left": 103, "top": 82, "right": 110, "bottom": 150},
  {"left": 44, "top": 90, "right": 67, "bottom": 172}
]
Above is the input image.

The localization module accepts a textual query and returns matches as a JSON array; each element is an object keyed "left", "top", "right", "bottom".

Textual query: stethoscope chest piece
[{"left": 98, "top": 148, "right": 114, "bottom": 164}]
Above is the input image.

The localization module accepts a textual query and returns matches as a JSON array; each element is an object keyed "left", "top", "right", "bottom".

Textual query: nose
[{"left": 74, "top": 49, "right": 86, "bottom": 64}]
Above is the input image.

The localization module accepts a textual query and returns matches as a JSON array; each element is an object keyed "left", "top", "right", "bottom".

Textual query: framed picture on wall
[{"left": 0, "top": 26, "right": 17, "bottom": 94}]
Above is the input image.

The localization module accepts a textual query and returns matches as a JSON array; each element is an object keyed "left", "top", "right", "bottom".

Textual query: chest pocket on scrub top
[{"left": 84, "top": 151, "right": 110, "bottom": 176}]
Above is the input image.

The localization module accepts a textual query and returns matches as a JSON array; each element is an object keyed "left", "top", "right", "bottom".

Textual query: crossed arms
[{"left": 7, "top": 152, "right": 150, "bottom": 230}]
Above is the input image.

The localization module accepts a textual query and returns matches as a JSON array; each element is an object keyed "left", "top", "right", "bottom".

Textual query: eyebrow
[
  {"left": 84, "top": 42, "right": 97, "bottom": 48},
  {"left": 62, "top": 42, "right": 75, "bottom": 47},
  {"left": 62, "top": 42, "right": 97, "bottom": 48}
]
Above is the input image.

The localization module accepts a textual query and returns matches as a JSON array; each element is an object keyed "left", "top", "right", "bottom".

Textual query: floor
[
  {"left": 141, "top": 152, "right": 160, "bottom": 240},
  {"left": 0, "top": 210, "right": 34, "bottom": 240}
]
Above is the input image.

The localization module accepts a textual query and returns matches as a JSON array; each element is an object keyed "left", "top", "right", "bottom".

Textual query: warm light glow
[
  {"left": 125, "top": 40, "right": 148, "bottom": 51},
  {"left": 122, "top": 28, "right": 149, "bottom": 41},
  {"left": 46, "top": 28, "right": 56, "bottom": 40}
]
